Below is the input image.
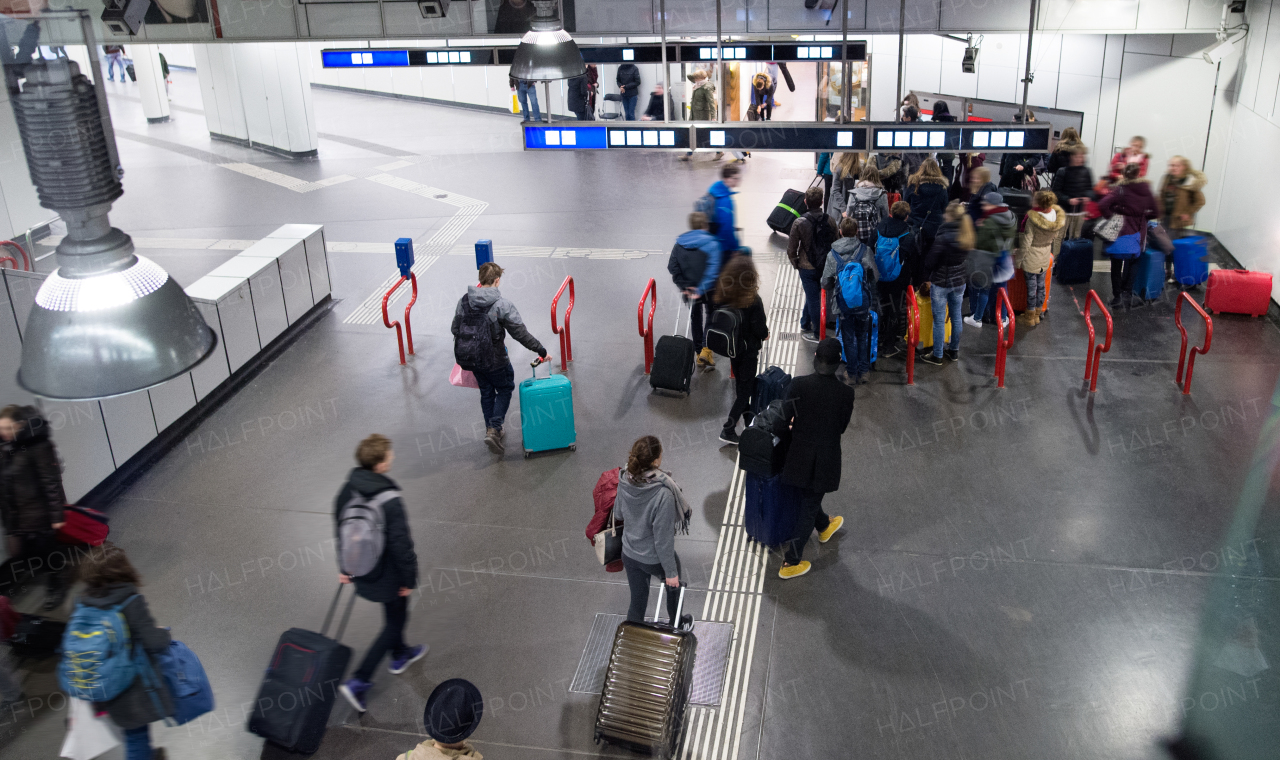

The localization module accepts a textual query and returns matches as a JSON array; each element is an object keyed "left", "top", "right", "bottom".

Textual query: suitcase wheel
[
  {"left": 523, "top": 451, "right": 530, "bottom": 459},
  {"left": 569, "top": 444, "right": 577, "bottom": 451}
]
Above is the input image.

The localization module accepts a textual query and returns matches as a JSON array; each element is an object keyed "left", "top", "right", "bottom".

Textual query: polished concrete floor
[{"left": 1, "top": 70, "right": 1276, "bottom": 760}]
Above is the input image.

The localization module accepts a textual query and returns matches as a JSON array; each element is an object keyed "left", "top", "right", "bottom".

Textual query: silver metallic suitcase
[{"left": 594, "top": 586, "right": 697, "bottom": 758}]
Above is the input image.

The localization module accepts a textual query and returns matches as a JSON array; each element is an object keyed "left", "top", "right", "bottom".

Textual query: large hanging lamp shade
[{"left": 509, "top": 0, "right": 585, "bottom": 81}]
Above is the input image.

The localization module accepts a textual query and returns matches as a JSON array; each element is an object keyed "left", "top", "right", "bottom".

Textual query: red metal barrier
[
  {"left": 1083, "top": 289, "right": 1113, "bottom": 393},
  {"left": 819, "top": 288, "right": 827, "bottom": 341},
  {"left": 638, "top": 278, "right": 657, "bottom": 374},
  {"left": 905, "top": 285, "right": 919, "bottom": 385},
  {"left": 994, "top": 287, "right": 1015, "bottom": 388},
  {"left": 0, "top": 241, "right": 29, "bottom": 271},
  {"left": 1175, "top": 292, "right": 1213, "bottom": 395},
  {"left": 381, "top": 272, "right": 418, "bottom": 365},
  {"left": 551, "top": 275, "right": 574, "bottom": 372}
]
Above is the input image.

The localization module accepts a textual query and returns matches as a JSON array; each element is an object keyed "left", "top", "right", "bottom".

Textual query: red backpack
[{"left": 586, "top": 469, "right": 624, "bottom": 572}]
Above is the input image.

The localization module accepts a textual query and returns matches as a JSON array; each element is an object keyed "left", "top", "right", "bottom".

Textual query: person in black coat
[
  {"left": 641, "top": 83, "right": 675, "bottom": 121},
  {"left": 336, "top": 435, "right": 425, "bottom": 713},
  {"left": 0, "top": 405, "right": 68, "bottom": 609},
  {"left": 779, "top": 339, "right": 854, "bottom": 579},
  {"left": 1050, "top": 146, "right": 1095, "bottom": 238},
  {"left": 715, "top": 256, "right": 770, "bottom": 444},
  {"left": 567, "top": 74, "right": 591, "bottom": 120},
  {"left": 616, "top": 63, "right": 642, "bottom": 120}
]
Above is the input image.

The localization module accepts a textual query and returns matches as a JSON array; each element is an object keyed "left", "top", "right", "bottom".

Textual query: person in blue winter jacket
[
  {"left": 706, "top": 164, "right": 742, "bottom": 254},
  {"left": 667, "top": 212, "right": 723, "bottom": 371}
]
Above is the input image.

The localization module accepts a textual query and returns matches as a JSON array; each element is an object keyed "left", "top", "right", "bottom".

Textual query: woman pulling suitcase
[{"left": 616, "top": 436, "right": 693, "bottom": 627}]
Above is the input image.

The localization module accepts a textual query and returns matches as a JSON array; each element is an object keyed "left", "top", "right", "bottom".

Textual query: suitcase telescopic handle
[
  {"left": 652, "top": 581, "right": 689, "bottom": 629},
  {"left": 320, "top": 584, "right": 358, "bottom": 643}
]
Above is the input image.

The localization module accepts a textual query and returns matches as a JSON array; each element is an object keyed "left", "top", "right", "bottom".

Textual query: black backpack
[
  {"left": 738, "top": 400, "right": 792, "bottom": 477},
  {"left": 803, "top": 211, "right": 837, "bottom": 270},
  {"left": 705, "top": 307, "right": 742, "bottom": 358},
  {"left": 453, "top": 297, "right": 497, "bottom": 371}
]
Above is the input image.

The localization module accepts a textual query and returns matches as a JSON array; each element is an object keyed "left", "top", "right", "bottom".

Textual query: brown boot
[
  {"left": 1031, "top": 308, "right": 1042, "bottom": 326},
  {"left": 1017, "top": 310, "right": 1036, "bottom": 326}
]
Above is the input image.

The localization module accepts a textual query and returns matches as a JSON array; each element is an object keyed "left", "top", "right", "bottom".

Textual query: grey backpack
[{"left": 337, "top": 490, "right": 399, "bottom": 578}]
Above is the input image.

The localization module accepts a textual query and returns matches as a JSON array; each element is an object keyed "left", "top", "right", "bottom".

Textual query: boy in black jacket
[
  {"left": 337, "top": 434, "right": 425, "bottom": 713},
  {"left": 874, "top": 201, "right": 921, "bottom": 360}
]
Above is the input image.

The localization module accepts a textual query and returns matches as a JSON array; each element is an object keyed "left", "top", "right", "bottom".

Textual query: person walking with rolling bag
[
  {"left": 711, "top": 257, "right": 770, "bottom": 444},
  {"left": 335, "top": 435, "right": 426, "bottom": 713},
  {"left": 787, "top": 187, "right": 838, "bottom": 343},
  {"left": 668, "top": 212, "right": 723, "bottom": 372},
  {"left": 616, "top": 436, "right": 693, "bottom": 627}
]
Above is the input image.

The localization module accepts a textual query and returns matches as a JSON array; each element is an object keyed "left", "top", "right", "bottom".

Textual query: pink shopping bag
[{"left": 450, "top": 364, "right": 479, "bottom": 388}]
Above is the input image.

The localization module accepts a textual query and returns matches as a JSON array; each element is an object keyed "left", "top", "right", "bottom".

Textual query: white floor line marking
[
  {"left": 375, "top": 159, "right": 415, "bottom": 171},
  {"left": 220, "top": 162, "right": 356, "bottom": 193}
]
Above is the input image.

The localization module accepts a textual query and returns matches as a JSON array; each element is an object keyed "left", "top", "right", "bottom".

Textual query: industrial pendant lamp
[
  {"left": 509, "top": 0, "right": 585, "bottom": 81},
  {"left": 11, "top": 60, "right": 216, "bottom": 400}
]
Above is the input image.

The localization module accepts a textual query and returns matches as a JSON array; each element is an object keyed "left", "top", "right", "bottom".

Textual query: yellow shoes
[
  {"left": 696, "top": 347, "right": 717, "bottom": 370},
  {"left": 818, "top": 515, "right": 844, "bottom": 543},
  {"left": 778, "top": 561, "right": 811, "bottom": 579}
]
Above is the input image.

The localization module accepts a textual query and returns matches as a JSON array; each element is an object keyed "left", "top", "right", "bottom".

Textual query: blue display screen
[
  {"left": 524, "top": 126, "right": 609, "bottom": 150},
  {"left": 322, "top": 50, "right": 410, "bottom": 68}
]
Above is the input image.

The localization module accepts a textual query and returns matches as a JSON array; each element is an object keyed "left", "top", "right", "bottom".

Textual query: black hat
[
  {"left": 814, "top": 338, "right": 843, "bottom": 373},
  {"left": 424, "top": 678, "right": 483, "bottom": 744}
]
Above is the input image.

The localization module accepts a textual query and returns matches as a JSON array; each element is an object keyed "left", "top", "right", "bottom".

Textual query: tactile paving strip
[{"left": 569, "top": 613, "right": 735, "bottom": 707}]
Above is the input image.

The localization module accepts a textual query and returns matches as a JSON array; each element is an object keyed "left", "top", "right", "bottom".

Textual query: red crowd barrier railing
[
  {"left": 1175, "top": 291, "right": 1213, "bottom": 395},
  {"left": 551, "top": 275, "right": 574, "bottom": 372},
  {"left": 1083, "top": 289, "right": 1113, "bottom": 393},
  {"left": 905, "top": 285, "right": 919, "bottom": 385},
  {"left": 819, "top": 288, "right": 827, "bottom": 341},
  {"left": 0, "top": 240, "right": 30, "bottom": 271},
  {"left": 994, "top": 287, "right": 1016, "bottom": 388},
  {"left": 382, "top": 272, "right": 418, "bottom": 365},
  {"left": 638, "top": 278, "right": 657, "bottom": 374}
]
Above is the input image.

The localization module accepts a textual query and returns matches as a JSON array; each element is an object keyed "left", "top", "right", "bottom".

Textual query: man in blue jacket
[
  {"left": 706, "top": 164, "right": 742, "bottom": 255},
  {"left": 667, "top": 211, "right": 723, "bottom": 370}
]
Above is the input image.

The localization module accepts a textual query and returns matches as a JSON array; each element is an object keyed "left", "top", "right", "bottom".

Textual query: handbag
[
  {"left": 56, "top": 505, "right": 109, "bottom": 547},
  {"left": 1095, "top": 213, "right": 1124, "bottom": 242},
  {"left": 449, "top": 363, "right": 479, "bottom": 389},
  {"left": 593, "top": 508, "right": 623, "bottom": 567},
  {"left": 60, "top": 698, "right": 122, "bottom": 760},
  {"left": 964, "top": 249, "right": 996, "bottom": 289},
  {"left": 746, "top": 103, "right": 759, "bottom": 121}
]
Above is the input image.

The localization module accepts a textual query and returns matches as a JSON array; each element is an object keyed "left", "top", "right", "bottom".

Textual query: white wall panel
[
  {"left": 1125, "top": 34, "right": 1174, "bottom": 55},
  {"left": 1212, "top": 105, "right": 1280, "bottom": 287},
  {"left": 363, "top": 66, "right": 396, "bottom": 94},
  {"left": 392, "top": 67, "right": 426, "bottom": 99},
  {"left": 1103, "top": 34, "right": 1126, "bottom": 78},
  {"left": 42, "top": 401, "right": 114, "bottom": 504},
  {"left": 1041, "top": 0, "right": 1138, "bottom": 30},
  {"left": 148, "top": 375, "right": 197, "bottom": 432},
  {"left": 422, "top": 66, "right": 455, "bottom": 100},
  {"left": 1094, "top": 75, "right": 1122, "bottom": 169},
  {"left": 976, "top": 65, "right": 1019, "bottom": 103},
  {"left": 1060, "top": 34, "right": 1106, "bottom": 76},
  {"left": 100, "top": 392, "right": 159, "bottom": 468},
  {"left": 1171, "top": 33, "right": 1220, "bottom": 58},
  {"left": 1137, "top": 0, "right": 1188, "bottom": 31},
  {"left": 1055, "top": 71, "right": 1103, "bottom": 113},
  {"left": 941, "top": 0, "right": 1030, "bottom": 32},
  {"left": 306, "top": 3, "right": 385, "bottom": 37},
  {"left": 1254, "top": 6, "right": 1280, "bottom": 120},
  {"left": 452, "top": 67, "right": 490, "bottom": 106},
  {"left": 0, "top": 272, "right": 34, "bottom": 408}
]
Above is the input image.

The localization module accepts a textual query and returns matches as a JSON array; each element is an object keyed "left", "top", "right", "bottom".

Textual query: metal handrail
[
  {"left": 0, "top": 241, "right": 30, "bottom": 271},
  {"left": 551, "top": 275, "right": 574, "bottom": 372},
  {"left": 1175, "top": 292, "right": 1213, "bottom": 395},
  {"left": 381, "top": 272, "right": 418, "bottom": 365},
  {"left": 638, "top": 278, "right": 657, "bottom": 374},
  {"left": 819, "top": 288, "right": 827, "bottom": 341},
  {"left": 905, "top": 285, "right": 919, "bottom": 385},
  {"left": 994, "top": 287, "right": 1015, "bottom": 388},
  {"left": 1083, "top": 289, "right": 1113, "bottom": 393}
]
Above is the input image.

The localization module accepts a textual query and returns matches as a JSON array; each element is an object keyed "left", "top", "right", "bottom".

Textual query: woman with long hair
[
  {"left": 846, "top": 165, "right": 890, "bottom": 246},
  {"left": 905, "top": 157, "right": 950, "bottom": 246},
  {"left": 1046, "top": 127, "right": 1084, "bottom": 174},
  {"left": 715, "top": 257, "right": 771, "bottom": 443},
  {"left": 919, "top": 202, "right": 974, "bottom": 365},
  {"left": 616, "top": 437, "right": 693, "bottom": 626},
  {"left": 827, "top": 152, "right": 862, "bottom": 221}
]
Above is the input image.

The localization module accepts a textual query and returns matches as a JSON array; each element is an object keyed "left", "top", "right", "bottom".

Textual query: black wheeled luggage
[
  {"left": 248, "top": 586, "right": 355, "bottom": 753},
  {"left": 767, "top": 188, "right": 805, "bottom": 235},
  {"left": 650, "top": 302, "right": 696, "bottom": 396},
  {"left": 595, "top": 587, "right": 697, "bottom": 759}
]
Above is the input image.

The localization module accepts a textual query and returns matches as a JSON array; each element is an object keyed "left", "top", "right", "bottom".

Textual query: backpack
[
  {"left": 337, "top": 489, "right": 400, "bottom": 578},
  {"left": 156, "top": 640, "right": 215, "bottom": 725},
  {"left": 695, "top": 192, "right": 721, "bottom": 234},
  {"left": 705, "top": 307, "right": 742, "bottom": 358},
  {"left": 752, "top": 366, "right": 792, "bottom": 415},
  {"left": 59, "top": 597, "right": 140, "bottom": 702},
  {"left": 850, "top": 197, "right": 883, "bottom": 246},
  {"left": 802, "top": 211, "right": 836, "bottom": 270},
  {"left": 836, "top": 260, "right": 869, "bottom": 312},
  {"left": 874, "top": 230, "right": 908, "bottom": 282},
  {"left": 453, "top": 297, "right": 497, "bottom": 371}
]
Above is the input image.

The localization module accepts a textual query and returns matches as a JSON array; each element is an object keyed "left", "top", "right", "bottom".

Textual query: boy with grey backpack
[{"left": 335, "top": 434, "right": 425, "bottom": 713}]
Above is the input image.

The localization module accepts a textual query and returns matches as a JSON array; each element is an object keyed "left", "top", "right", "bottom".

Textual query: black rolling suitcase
[
  {"left": 767, "top": 188, "right": 806, "bottom": 235},
  {"left": 650, "top": 302, "right": 695, "bottom": 396},
  {"left": 997, "top": 187, "right": 1032, "bottom": 222},
  {"left": 248, "top": 586, "right": 355, "bottom": 753},
  {"left": 595, "top": 586, "right": 697, "bottom": 759}
]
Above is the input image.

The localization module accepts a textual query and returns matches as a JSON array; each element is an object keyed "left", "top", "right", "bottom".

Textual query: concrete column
[
  {"left": 132, "top": 44, "right": 171, "bottom": 124},
  {"left": 193, "top": 42, "right": 318, "bottom": 158}
]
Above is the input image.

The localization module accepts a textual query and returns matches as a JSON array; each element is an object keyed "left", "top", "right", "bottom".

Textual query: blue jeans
[
  {"left": 837, "top": 310, "right": 871, "bottom": 377},
  {"left": 622, "top": 94, "right": 638, "bottom": 121},
  {"left": 473, "top": 360, "right": 516, "bottom": 432},
  {"left": 517, "top": 81, "right": 541, "bottom": 122},
  {"left": 968, "top": 285, "right": 991, "bottom": 323},
  {"left": 124, "top": 725, "right": 151, "bottom": 760},
  {"left": 798, "top": 268, "right": 822, "bottom": 334},
  {"left": 930, "top": 285, "right": 964, "bottom": 357},
  {"left": 1025, "top": 271, "right": 1046, "bottom": 309},
  {"left": 105, "top": 53, "right": 124, "bottom": 82}
]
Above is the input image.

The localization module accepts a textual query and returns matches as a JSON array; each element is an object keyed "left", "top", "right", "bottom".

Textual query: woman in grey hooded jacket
[{"left": 617, "top": 436, "right": 692, "bottom": 625}]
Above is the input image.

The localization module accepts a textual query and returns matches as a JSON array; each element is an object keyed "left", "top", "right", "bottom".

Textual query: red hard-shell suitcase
[{"left": 1204, "top": 269, "right": 1273, "bottom": 317}]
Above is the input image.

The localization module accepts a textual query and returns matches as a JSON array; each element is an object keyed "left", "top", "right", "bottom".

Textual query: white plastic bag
[{"left": 60, "top": 698, "right": 122, "bottom": 760}]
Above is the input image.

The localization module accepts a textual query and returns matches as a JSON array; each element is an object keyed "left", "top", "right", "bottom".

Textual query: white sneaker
[{"left": 963, "top": 316, "right": 983, "bottom": 328}]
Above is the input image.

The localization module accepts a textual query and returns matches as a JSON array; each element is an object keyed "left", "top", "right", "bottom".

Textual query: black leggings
[
  {"left": 623, "top": 554, "right": 683, "bottom": 624},
  {"left": 353, "top": 596, "right": 408, "bottom": 680},
  {"left": 726, "top": 351, "right": 759, "bottom": 430},
  {"left": 1110, "top": 258, "right": 1137, "bottom": 298}
]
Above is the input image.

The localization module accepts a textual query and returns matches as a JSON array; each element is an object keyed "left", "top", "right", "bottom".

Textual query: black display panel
[
  {"left": 406, "top": 49, "right": 495, "bottom": 66},
  {"left": 580, "top": 46, "right": 678, "bottom": 63},
  {"left": 692, "top": 125, "right": 868, "bottom": 152},
  {"left": 871, "top": 126, "right": 963, "bottom": 151},
  {"left": 961, "top": 125, "right": 1051, "bottom": 151},
  {"left": 677, "top": 44, "right": 776, "bottom": 63}
]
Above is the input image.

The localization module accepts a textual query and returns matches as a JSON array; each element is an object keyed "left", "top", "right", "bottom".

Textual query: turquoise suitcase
[{"left": 519, "top": 361, "right": 576, "bottom": 457}]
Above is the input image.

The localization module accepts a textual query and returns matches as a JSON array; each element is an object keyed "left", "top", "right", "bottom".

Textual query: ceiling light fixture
[{"left": 509, "top": 0, "right": 585, "bottom": 81}]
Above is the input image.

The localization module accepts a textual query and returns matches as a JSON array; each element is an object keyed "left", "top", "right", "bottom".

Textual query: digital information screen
[
  {"left": 581, "top": 46, "right": 677, "bottom": 64},
  {"left": 692, "top": 126, "right": 869, "bottom": 152},
  {"left": 321, "top": 50, "right": 410, "bottom": 68},
  {"left": 678, "top": 45, "right": 775, "bottom": 62},
  {"left": 873, "top": 127, "right": 962, "bottom": 151},
  {"left": 524, "top": 126, "right": 689, "bottom": 151},
  {"left": 408, "top": 49, "right": 494, "bottom": 66},
  {"left": 962, "top": 126, "right": 1051, "bottom": 151}
]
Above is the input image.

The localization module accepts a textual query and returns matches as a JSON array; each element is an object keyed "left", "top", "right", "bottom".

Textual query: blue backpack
[
  {"left": 694, "top": 192, "right": 721, "bottom": 234},
  {"left": 837, "top": 260, "right": 867, "bottom": 312},
  {"left": 874, "top": 230, "right": 908, "bottom": 282},
  {"left": 59, "top": 597, "right": 140, "bottom": 702},
  {"left": 156, "top": 640, "right": 215, "bottom": 725}
]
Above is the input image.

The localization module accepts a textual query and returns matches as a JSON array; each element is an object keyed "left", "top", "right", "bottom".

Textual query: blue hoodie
[
  {"left": 674, "top": 229, "right": 723, "bottom": 296},
  {"left": 708, "top": 180, "right": 740, "bottom": 253}
]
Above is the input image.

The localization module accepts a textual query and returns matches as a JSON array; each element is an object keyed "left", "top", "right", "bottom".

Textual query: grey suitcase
[{"left": 594, "top": 586, "right": 697, "bottom": 758}]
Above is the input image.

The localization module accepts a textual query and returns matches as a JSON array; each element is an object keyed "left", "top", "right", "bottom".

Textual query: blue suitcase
[
  {"left": 1055, "top": 237, "right": 1093, "bottom": 284},
  {"left": 1133, "top": 248, "right": 1166, "bottom": 301},
  {"left": 519, "top": 361, "right": 576, "bottom": 457},
  {"left": 743, "top": 472, "right": 801, "bottom": 548},
  {"left": 1173, "top": 236, "right": 1209, "bottom": 286}
]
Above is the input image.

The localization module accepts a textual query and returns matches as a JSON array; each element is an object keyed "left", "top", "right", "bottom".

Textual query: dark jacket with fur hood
[
  {"left": 904, "top": 177, "right": 949, "bottom": 234},
  {"left": 0, "top": 410, "right": 65, "bottom": 536}
]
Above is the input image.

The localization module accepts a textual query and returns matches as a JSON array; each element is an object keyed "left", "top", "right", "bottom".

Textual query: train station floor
[{"left": 2, "top": 71, "right": 1277, "bottom": 760}]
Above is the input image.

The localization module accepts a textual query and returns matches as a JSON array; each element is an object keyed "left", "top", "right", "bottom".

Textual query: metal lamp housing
[{"left": 509, "top": 1, "right": 585, "bottom": 81}]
